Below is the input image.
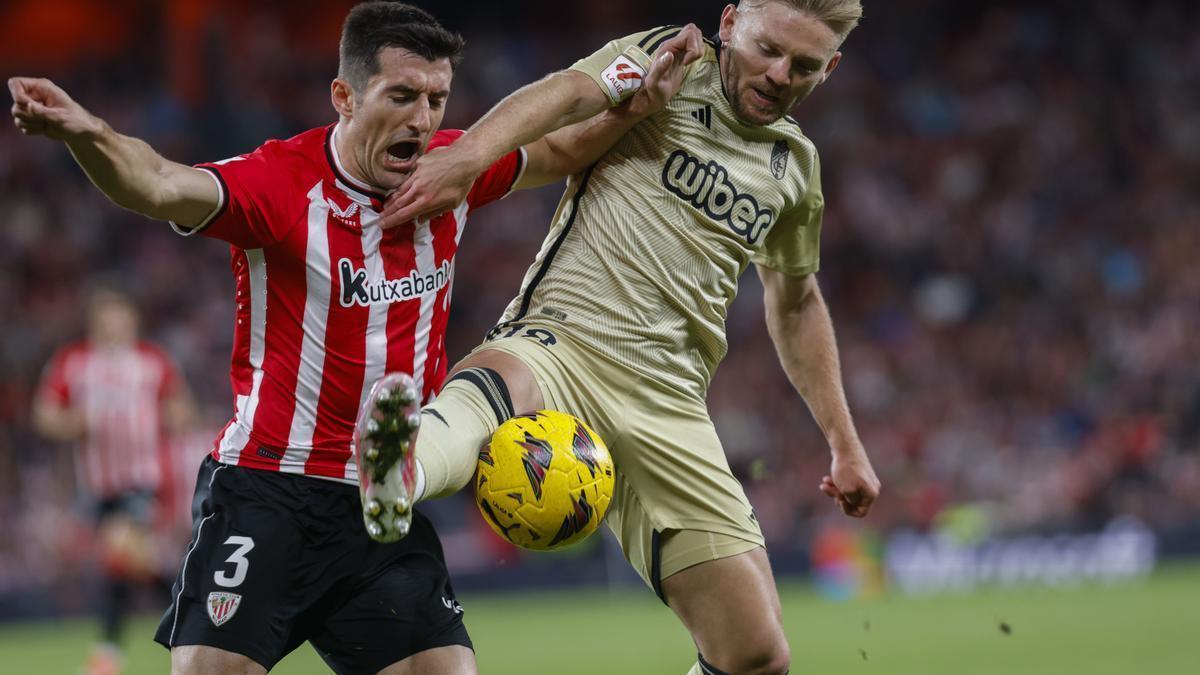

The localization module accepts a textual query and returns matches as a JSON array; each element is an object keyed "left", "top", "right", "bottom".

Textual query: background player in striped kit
[
  {"left": 363, "top": 1, "right": 880, "bottom": 673},
  {"left": 10, "top": 1, "right": 701, "bottom": 672},
  {"left": 34, "top": 287, "right": 197, "bottom": 675}
]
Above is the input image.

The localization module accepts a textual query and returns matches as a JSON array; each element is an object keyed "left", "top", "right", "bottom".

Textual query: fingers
[
  {"left": 646, "top": 51, "right": 675, "bottom": 84},
  {"left": 681, "top": 24, "right": 704, "bottom": 64},
  {"left": 820, "top": 474, "right": 878, "bottom": 518}
]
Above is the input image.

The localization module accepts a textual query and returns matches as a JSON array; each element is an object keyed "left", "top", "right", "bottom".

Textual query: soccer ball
[{"left": 475, "top": 410, "right": 615, "bottom": 551}]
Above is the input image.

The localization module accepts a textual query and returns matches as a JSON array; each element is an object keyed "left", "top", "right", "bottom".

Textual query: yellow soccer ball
[{"left": 475, "top": 410, "right": 614, "bottom": 551}]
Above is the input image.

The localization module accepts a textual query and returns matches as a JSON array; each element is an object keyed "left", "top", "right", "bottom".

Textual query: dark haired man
[{"left": 9, "top": 1, "right": 701, "bottom": 672}]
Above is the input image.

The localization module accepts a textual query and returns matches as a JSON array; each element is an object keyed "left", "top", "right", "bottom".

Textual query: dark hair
[{"left": 338, "top": 2, "right": 465, "bottom": 93}]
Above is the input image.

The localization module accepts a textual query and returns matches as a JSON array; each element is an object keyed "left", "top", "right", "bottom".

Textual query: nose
[
  {"left": 408, "top": 97, "right": 433, "bottom": 135},
  {"left": 764, "top": 57, "right": 789, "bottom": 90}
]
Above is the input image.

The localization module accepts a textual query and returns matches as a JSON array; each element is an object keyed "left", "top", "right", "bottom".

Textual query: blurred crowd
[{"left": 1, "top": 0, "right": 1198, "bottom": 610}]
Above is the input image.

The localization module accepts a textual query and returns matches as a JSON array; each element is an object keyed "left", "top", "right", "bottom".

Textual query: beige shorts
[{"left": 471, "top": 322, "right": 764, "bottom": 597}]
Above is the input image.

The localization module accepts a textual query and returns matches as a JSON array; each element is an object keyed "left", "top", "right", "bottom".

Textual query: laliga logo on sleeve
[
  {"left": 601, "top": 55, "right": 646, "bottom": 102},
  {"left": 207, "top": 592, "right": 242, "bottom": 626}
]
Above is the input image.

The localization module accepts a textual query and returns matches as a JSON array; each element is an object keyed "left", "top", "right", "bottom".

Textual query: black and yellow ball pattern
[{"left": 475, "top": 410, "right": 615, "bottom": 551}]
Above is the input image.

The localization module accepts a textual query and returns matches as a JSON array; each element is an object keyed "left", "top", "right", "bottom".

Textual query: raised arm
[
  {"left": 380, "top": 24, "right": 702, "bottom": 225},
  {"left": 9, "top": 77, "right": 219, "bottom": 227},
  {"left": 517, "top": 25, "right": 703, "bottom": 189},
  {"left": 757, "top": 266, "right": 881, "bottom": 518}
]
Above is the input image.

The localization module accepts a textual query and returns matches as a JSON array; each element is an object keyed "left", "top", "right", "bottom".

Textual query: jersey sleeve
[
  {"left": 37, "top": 347, "right": 73, "bottom": 407},
  {"left": 169, "top": 140, "right": 301, "bottom": 249},
  {"left": 467, "top": 147, "right": 526, "bottom": 209},
  {"left": 751, "top": 150, "right": 824, "bottom": 276},
  {"left": 428, "top": 129, "right": 526, "bottom": 210},
  {"left": 569, "top": 26, "right": 678, "bottom": 106}
]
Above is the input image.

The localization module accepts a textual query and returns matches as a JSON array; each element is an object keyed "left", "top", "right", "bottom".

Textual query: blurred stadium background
[{"left": 1, "top": 0, "right": 1198, "bottom": 672}]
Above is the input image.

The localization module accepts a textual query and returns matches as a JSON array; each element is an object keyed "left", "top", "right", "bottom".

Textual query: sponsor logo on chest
[
  {"left": 338, "top": 258, "right": 452, "bottom": 307},
  {"left": 661, "top": 148, "right": 775, "bottom": 245}
]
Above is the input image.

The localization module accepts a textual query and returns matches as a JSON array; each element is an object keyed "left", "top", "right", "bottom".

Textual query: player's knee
[
  {"left": 171, "top": 645, "right": 264, "bottom": 674},
  {"left": 705, "top": 634, "right": 790, "bottom": 675}
]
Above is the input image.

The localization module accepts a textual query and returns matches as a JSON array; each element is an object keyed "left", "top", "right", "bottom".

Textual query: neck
[{"left": 334, "top": 122, "right": 376, "bottom": 189}]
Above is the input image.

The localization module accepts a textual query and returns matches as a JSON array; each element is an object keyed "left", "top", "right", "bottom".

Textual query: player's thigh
[
  {"left": 170, "top": 644, "right": 266, "bottom": 675},
  {"left": 607, "top": 386, "right": 765, "bottom": 594},
  {"left": 375, "top": 645, "right": 478, "bottom": 675},
  {"left": 449, "top": 347, "right": 544, "bottom": 413},
  {"left": 310, "top": 515, "right": 474, "bottom": 675},
  {"left": 154, "top": 458, "right": 323, "bottom": 669},
  {"left": 465, "top": 325, "right": 627, "bottom": 438},
  {"left": 661, "top": 544, "right": 789, "bottom": 672}
]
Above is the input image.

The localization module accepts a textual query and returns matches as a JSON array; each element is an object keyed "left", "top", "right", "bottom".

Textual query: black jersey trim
[
  {"left": 646, "top": 28, "right": 684, "bottom": 56},
  {"left": 638, "top": 25, "right": 681, "bottom": 49},
  {"left": 324, "top": 125, "right": 387, "bottom": 201},
  {"left": 651, "top": 528, "right": 667, "bottom": 604},
  {"left": 512, "top": 165, "right": 595, "bottom": 321}
]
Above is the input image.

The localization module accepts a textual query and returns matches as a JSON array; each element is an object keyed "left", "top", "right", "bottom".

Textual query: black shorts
[{"left": 154, "top": 456, "right": 471, "bottom": 673}]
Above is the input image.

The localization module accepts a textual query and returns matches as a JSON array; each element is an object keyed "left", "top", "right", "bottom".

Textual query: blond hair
[{"left": 739, "top": 0, "right": 864, "bottom": 39}]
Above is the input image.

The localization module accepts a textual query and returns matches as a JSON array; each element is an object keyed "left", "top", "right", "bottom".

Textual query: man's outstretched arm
[
  {"left": 9, "top": 77, "right": 218, "bottom": 227},
  {"left": 380, "top": 24, "right": 702, "bottom": 225},
  {"left": 758, "top": 266, "right": 882, "bottom": 518}
]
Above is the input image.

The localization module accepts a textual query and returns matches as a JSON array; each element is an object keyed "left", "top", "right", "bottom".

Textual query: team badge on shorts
[{"left": 206, "top": 592, "right": 242, "bottom": 626}]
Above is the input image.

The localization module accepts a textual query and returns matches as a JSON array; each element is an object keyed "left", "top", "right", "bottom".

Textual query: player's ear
[
  {"left": 331, "top": 78, "right": 355, "bottom": 118},
  {"left": 718, "top": 4, "right": 738, "bottom": 43},
  {"left": 821, "top": 52, "right": 842, "bottom": 84}
]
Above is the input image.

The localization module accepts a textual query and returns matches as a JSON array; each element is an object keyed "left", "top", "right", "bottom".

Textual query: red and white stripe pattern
[
  {"left": 175, "top": 124, "right": 523, "bottom": 484},
  {"left": 37, "top": 342, "right": 181, "bottom": 497}
]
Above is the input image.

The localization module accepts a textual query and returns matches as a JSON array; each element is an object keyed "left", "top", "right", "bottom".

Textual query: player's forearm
[
  {"left": 32, "top": 402, "right": 86, "bottom": 442},
  {"left": 521, "top": 106, "right": 650, "bottom": 187},
  {"left": 456, "top": 70, "right": 611, "bottom": 174},
  {"left": 766, "top": 286, "right": 862, "bottom": 457},
  {"left": 65, "top": 121, "right": 176, "bottom": 217}
]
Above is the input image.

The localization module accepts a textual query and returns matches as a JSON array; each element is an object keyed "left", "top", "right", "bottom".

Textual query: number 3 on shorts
[{"left": 213, "top": 536, "right": 255, "bottom": 588}]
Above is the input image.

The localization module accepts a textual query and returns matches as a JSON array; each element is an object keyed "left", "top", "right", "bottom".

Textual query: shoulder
[
  {"left": 218, "top": 125, "right": 328, "bottom": 175},
  {"left": 427, "top": 129, "right": 465, "bottom": 152},
  {"left": 136, "top": 341, "right": 172, "bottom": 362}
]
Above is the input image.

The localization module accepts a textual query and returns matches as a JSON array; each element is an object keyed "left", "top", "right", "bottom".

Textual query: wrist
[
  {"left": 454, "top": 133, "right": 501, "bottom": 174},
  {"left": 828, "top": 427, "right": 864, "bottom": 458},
  {"left": 65, "top": 114, "right": 107, "bottom": 146}
]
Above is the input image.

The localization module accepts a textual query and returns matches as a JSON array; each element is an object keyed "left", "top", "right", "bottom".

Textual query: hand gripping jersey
[
  {"left": 176, "top": 124, "right": 524, "bottom": 483},
  {"left": 494, "top": 28, "right": 825, "bottom": 398}
]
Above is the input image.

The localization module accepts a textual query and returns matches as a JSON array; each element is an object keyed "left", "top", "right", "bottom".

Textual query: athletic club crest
[
  {"left": 770, "top": 140, "right": 789, "bottom": 180},
  {"left": 207, "top": 592, "right": 242, "bottom": 627}
]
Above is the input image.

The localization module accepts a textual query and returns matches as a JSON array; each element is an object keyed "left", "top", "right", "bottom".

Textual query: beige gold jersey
[{"left": 495, "top": 27, "right": 825, "bottom": 397}]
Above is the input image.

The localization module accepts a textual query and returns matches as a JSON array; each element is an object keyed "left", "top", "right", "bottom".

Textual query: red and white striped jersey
[
  {"left": 37, "top": 341, "right": 183, "bottom": 498},
  {"left": 175, "top": 123, "right": 524, "bottom": 484}
]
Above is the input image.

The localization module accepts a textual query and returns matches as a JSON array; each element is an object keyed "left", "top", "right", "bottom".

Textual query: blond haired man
[{"left": 363, "top": 2, "right": 879, "bottom": 673}]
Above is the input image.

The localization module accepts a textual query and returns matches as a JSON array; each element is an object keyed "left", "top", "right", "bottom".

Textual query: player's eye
[
  {"left": 429, "top": 97, "right": 446, "bottom": 110},
  {"left": 758, "top": 42, "right": 778, "bottom": 57}
]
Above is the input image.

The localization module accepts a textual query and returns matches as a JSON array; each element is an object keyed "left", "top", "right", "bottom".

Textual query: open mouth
[
  {"left": 750, "top": 87, "right": 781, "bottom": 106},
  {"left": 386, "top": 140, "right": 420, "bottom": 163}
]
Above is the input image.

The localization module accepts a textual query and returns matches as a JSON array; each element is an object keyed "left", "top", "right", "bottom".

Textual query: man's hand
[
  {"left": 620, "top": 23, "right": 704, "bottom": 118},
  {"left": 819, "top": 446, "right": 881, "bottom": 518},
  {"left": 376, "top": 24, "right": 705, "bottom": 230},
  {"left": 377, "top": 143, "right": 477, "bottom": 229},
  {"left": 9, "top": 77, "right": 101, "bottom": 141}
]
